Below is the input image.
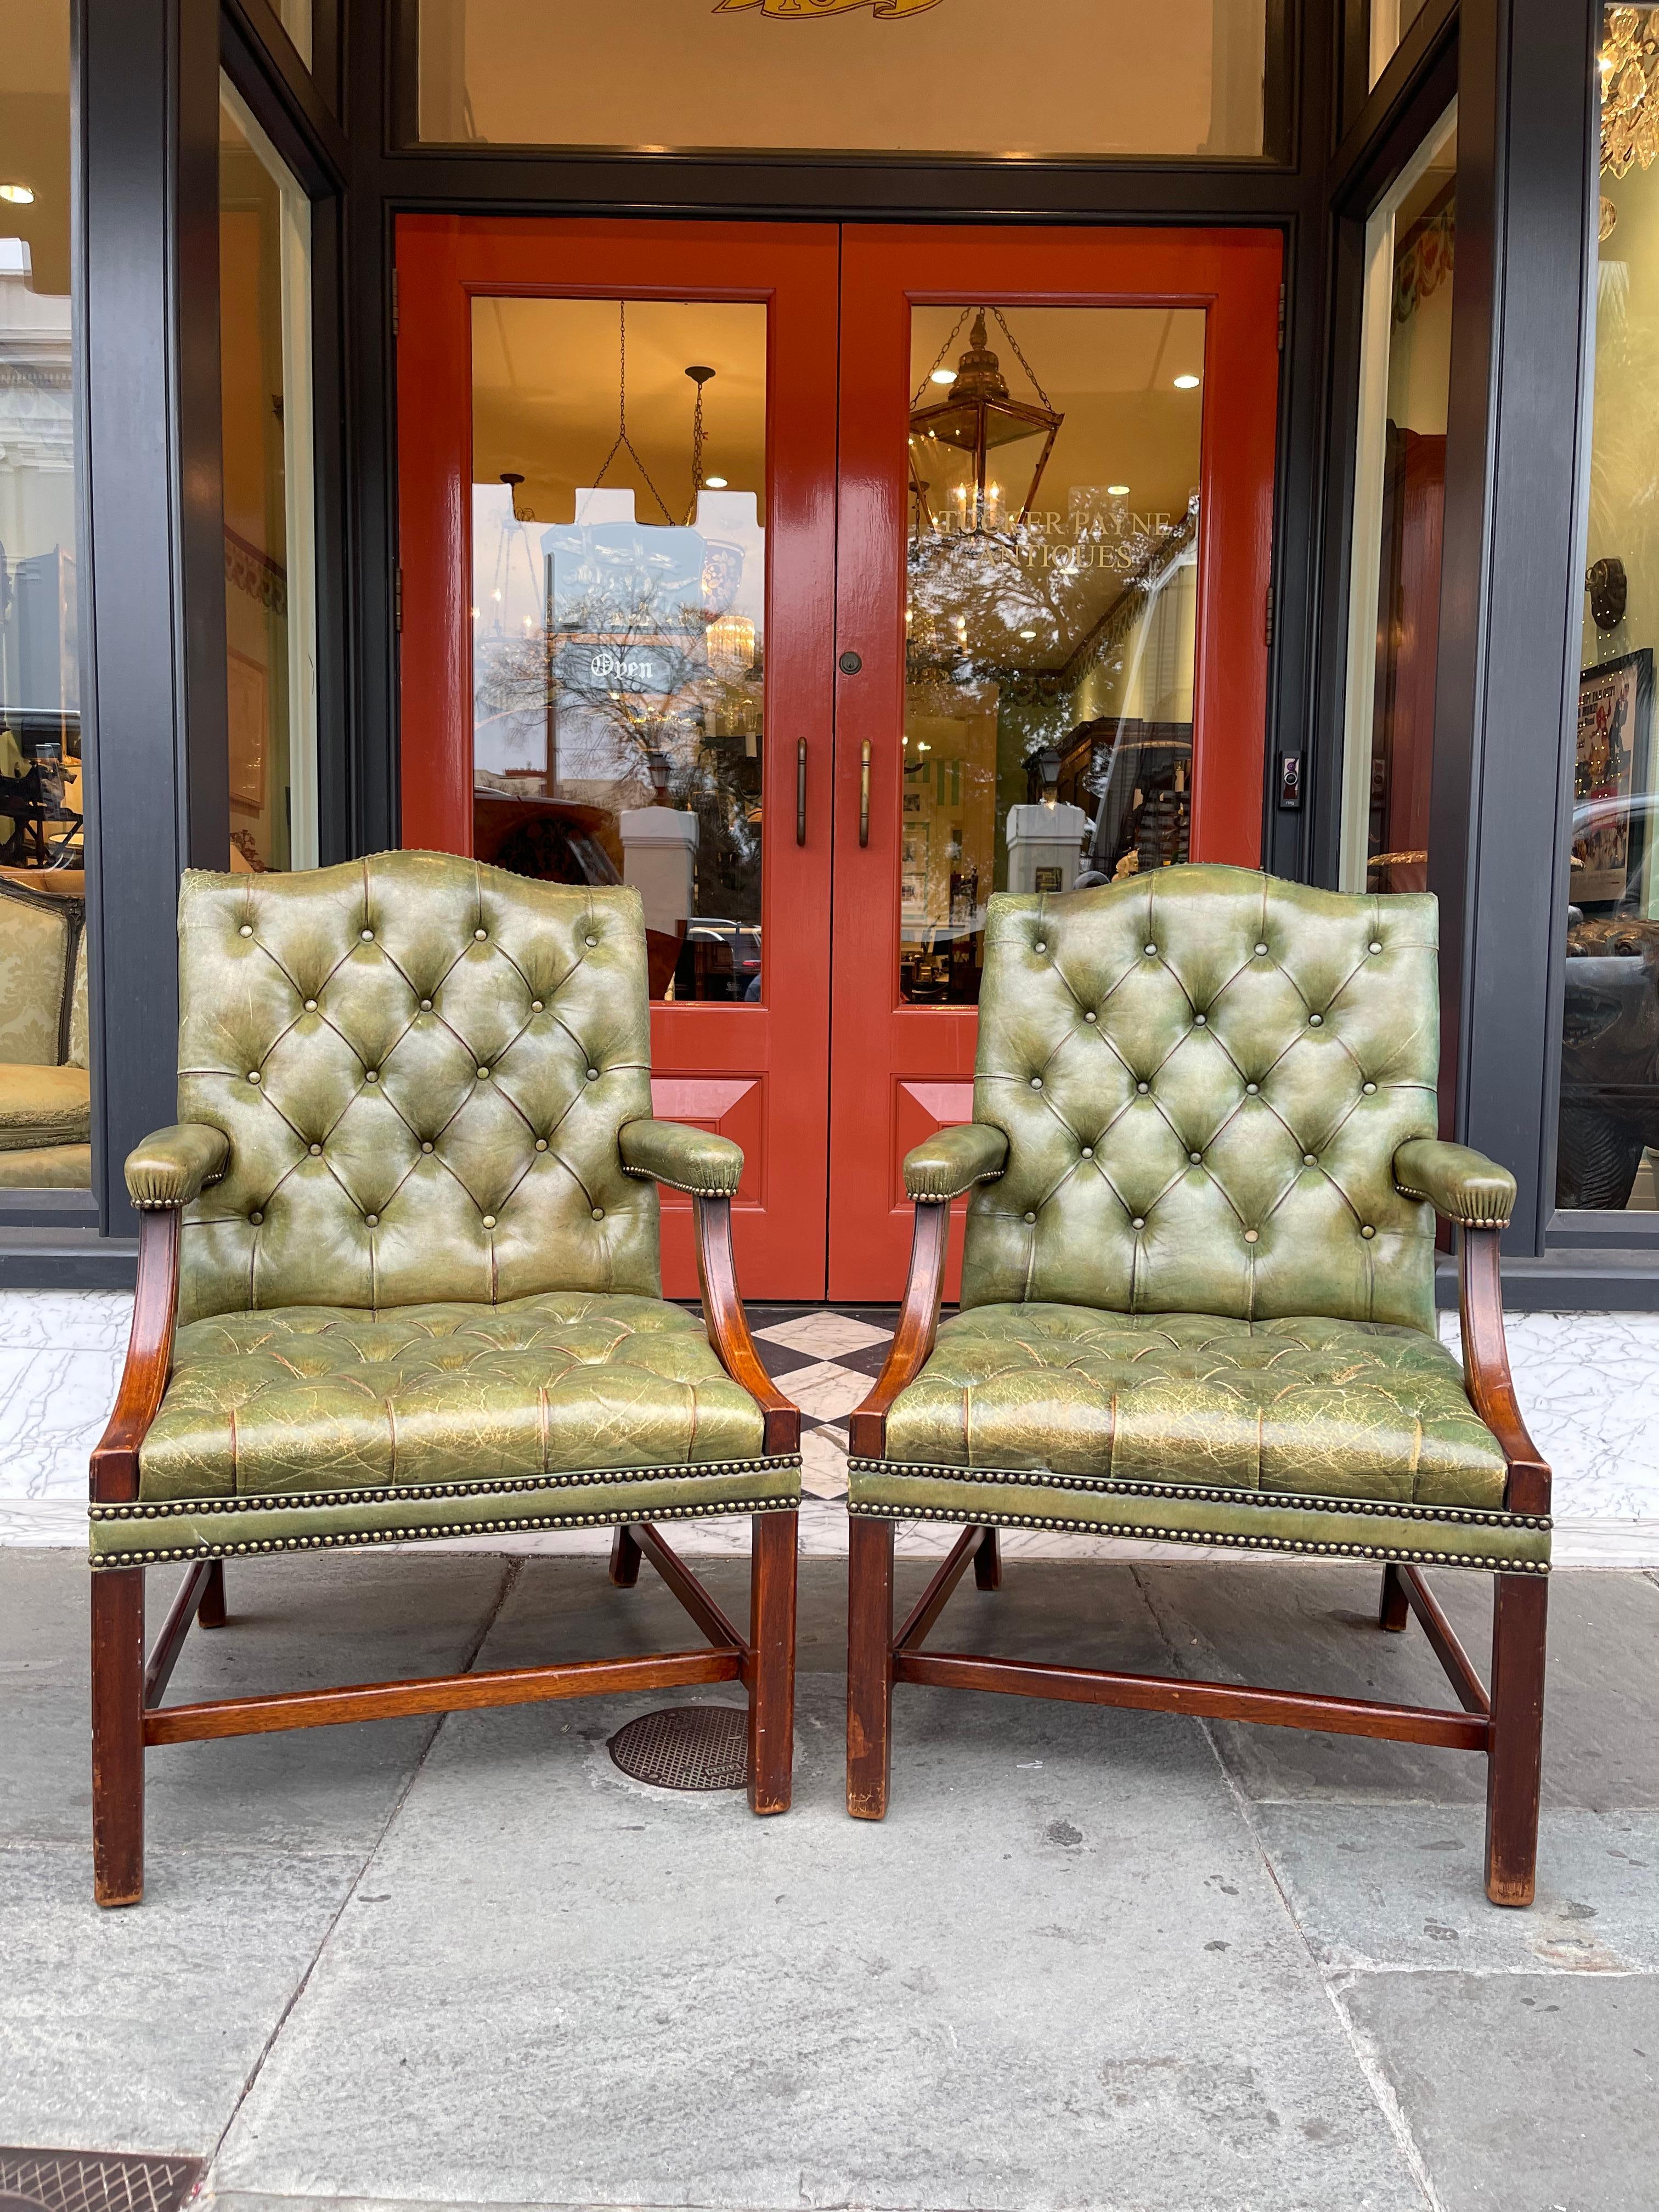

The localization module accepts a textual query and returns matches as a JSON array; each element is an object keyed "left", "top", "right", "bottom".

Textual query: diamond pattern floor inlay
[{"left": 750, "top": 1308, "right": 894, "bottom": 1504}]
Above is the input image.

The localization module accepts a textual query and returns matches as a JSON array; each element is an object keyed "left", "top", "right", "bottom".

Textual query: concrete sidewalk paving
[{"left": 3, "top": 1548, "right": 1657, "bottom": 2211}]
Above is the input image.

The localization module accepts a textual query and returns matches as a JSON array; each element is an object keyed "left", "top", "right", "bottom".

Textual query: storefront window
[
  {"left": 470, "top": 297, "right": 767, "bottom": 1002},
  {"left": 1556, "top": 6, "right": 1659, "bottom": 1212},
  {"left": 900, "top": 304, "right": 1203, "bottom": 1004},
  {"left": 219, "top": 81, "right": 319, "bottom": 873},
  {"left": 415, "top": 0, "right": 1280, "bottom": 161},
  {"left": 0, "top": 0, "right": 89, "bottom": 1194},
  {"left": 1340, "top": 105, "right": 1456, "bottom": 900}
]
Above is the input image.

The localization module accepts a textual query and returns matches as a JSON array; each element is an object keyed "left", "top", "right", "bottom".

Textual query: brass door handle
[
  {"left": 796, "top": 738, "right": 807, "bottom": 847},
  {"left": 860, "top": 740, "right": 871, "bottom": 848}
]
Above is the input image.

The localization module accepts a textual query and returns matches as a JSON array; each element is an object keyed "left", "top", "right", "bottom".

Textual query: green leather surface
[
  {"left": 904, "top": 1122, "right": 1009, "bottom": 1201},
  {"left": 0, "top": 1141, "right": 89, "bottom": 1187},
  {"left": 882, "top": 1304, "right": 1506, "bottom": 1508},
  {"left": 137, "top": 1290, "right": 768, "bottom": 1500},
  {"left": 961, "top": 868, "right": 1441, "bottom": 1331},
  {"left": 126, "top": 1122, "right": 231, "bottom": 1209},
  {"left": 0, "top": 1060, "right": 89, "bottom": 1148},
  {"left": 1393, "top": 1138, "right": 1516, "bottom": 1227},
  {"left": 0, "top": 882, "right": 71, "bottom": 1066},
  {"left": 171, "top": 855, "right": 661, "bottom": 1325},
  {"left": 619, "top": 1116, "right": 743, "bottom": 1197}
]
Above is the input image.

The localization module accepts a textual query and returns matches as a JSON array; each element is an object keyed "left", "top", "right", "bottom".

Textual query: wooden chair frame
[
  {"left": 90, "top": 1195, "right": 800, "bottom": 1908},
  {"left": 847, "top": 1203, "right": 1549, "bottom": 1907}
]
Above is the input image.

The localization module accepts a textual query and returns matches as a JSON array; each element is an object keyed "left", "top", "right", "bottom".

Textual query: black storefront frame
[{"left": 9, "top": 0, "right": 1648, "bottom": 1308}]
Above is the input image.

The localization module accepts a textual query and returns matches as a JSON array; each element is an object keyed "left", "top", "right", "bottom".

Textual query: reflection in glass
[
  {"left": 1366, "top": 0, "right": 1430, "bottom": 88},
  {"left": 218, "top": 82, "right": 318, "bottom": 872},
  {"left": 900, "top": 304, "right": 1204, "bottom": 1004},
  {"left": 0, "top": 0, "right": 78, "bottom": 881},
  {"left": 471, "top": 299, "right": 766, "bottom": 1002},
  {"left": 1340, "top": 106, "right": 1455, "bottom": 901},
  {"left": 1557, "top": 8, "right": 1659, "bottom": 1211}
]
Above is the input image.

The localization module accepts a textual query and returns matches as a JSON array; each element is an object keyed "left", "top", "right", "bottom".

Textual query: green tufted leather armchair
[
  {"left": 88, "top": 853, "right": 800, "bottom": 1908},
  {"left": 847, "top": 866, "right": 1550, "bottom": 1907}
]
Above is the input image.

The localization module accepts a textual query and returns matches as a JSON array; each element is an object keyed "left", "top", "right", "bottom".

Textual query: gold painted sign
[{"left": 716, "top": 0, "right": 943, "bottom": 18}]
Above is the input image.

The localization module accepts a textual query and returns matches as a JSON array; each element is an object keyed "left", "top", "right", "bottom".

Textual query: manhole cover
[
  {"left": 608, "top": 1703, "right": 748, "bottom": 1791},
  {"left": 0, "top": 2150, "right": 201, "bottom": 2212}
]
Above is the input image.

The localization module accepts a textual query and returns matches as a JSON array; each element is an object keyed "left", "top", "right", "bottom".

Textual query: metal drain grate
[
  {"left": 608, "top": 1703, "right": 749, "bottom": 1791},
  {"left": 0, "top": 2150, "right": 201, "bottom": 2212}
]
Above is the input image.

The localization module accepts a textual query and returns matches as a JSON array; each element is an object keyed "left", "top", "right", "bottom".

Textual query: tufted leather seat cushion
[
  {"left": 173, "top": 855, "right": 661, "bottom": 1325},
  {"left": 961, "top": 867, "right": 1441, "bottom": 1333},
  {"left": 884, "top": 1304, "right": 1505, "bottom": 1508},
  {"left": 137, "top": 1290, "right": 764, "bottom": 1498}
]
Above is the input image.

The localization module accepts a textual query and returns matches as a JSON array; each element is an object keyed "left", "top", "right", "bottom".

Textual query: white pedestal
[
  {"left": 620, "top": 806, "right": 698, "bottom": 938},
  {"left": 1005, "top": 802, "right": 1088, "bottom": 895}
]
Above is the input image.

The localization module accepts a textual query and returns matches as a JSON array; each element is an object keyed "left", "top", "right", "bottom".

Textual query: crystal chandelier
[{"left": 1602, "top": 5, "right": 1659, "bottom": 178}]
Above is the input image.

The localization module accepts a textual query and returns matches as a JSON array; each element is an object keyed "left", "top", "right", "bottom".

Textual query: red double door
[{"left": 397, "top": 218, "right": 1281, "bottom": 1302}]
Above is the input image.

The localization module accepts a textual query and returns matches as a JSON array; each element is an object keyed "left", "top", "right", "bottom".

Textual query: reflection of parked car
[{"left": 676, "top": 918, "right": 761, "bottom": 1003}]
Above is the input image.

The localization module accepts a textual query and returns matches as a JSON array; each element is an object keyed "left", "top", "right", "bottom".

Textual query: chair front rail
[
  {"left": 90, "top": 1206, "right": 180, "bottom": 1504},
  {"left": 694, "top": 1194, "right": 802, "bottom": 1454},
  {"left": 848, "top": 1200, "right": 951, "bottom": 1458},
  {"left": 1459, "top": 1225, "right": 1550, "bottom": 1517},
  {"left": 143, "top": 1647, "right": 744, "bottom": 1746}
]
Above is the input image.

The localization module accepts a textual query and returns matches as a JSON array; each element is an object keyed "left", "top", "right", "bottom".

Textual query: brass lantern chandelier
[{"left": 909, "top": 308, "right": 1064, "bottom": 537}]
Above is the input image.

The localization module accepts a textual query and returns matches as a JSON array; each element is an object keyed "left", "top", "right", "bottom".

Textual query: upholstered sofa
[
  {"left": 0, "top": 871, "right": 91, "bottom": 1186},
  {"left": 848, "top": 866, "right": 1550, "bottom": 1906},
  {"left": 89, "top": 852, "right": 800, "bottom": 1906}
]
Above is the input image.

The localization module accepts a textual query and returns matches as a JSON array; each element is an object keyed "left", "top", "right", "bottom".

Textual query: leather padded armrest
[
  {"left": 904, "top": 1123, "right": 1009, "bottom": 1203},
  {"left": 1393, "top": 1138, "right": 1516, "bottom": 1228},
  {"left": 125, "top": 1124, "right": 230, "bottom": 1212},
  {"left": 619, "top": 1117, "right": 743, "bottom": 1199}
]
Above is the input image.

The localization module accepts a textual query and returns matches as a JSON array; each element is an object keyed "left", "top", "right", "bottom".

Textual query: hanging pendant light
[{"left": 908, "top": 308, "right": 1064, "bottom": 538}]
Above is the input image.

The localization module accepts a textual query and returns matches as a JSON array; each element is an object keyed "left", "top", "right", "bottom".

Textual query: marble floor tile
[
  {"left": 0, "top": 1288, "right": 133, "bottom": 1352},
  {"left": 800, "top": 1427, "right": 849, "bottom": 1499},
  {"left": 781, "top": 1358, "right": 871, "bottom": 1421},
  {"left": 0, "top": 1345, "right": 121, "bottom": 1498},
  {"left": 753, "top": 1311, "right": 893, "bottom": 1357}
]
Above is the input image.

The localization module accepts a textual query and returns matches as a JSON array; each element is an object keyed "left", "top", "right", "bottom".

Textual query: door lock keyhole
[{"left": 839, "top": 651, "right": 862, "bottom": 675}]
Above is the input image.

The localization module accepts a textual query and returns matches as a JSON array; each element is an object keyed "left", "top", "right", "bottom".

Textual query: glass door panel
[{"left": 902, "top": 304, "right": 1205, "bottom": 1006}]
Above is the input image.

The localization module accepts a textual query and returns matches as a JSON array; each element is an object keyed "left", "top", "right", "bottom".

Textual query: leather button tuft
[
  {"left": 1029, "top": 1075, "right": 1043, "bottom": 1089},
  {"left": 1144, "top": 943, "right": 1158, "bottom": 956},
  {"left": 247, "top": 1070, "right": 261, "bottom": 1084},
  {"left": 1023, "top": 1211, "right": 1037, "bottom": 1224},
  {"left": 1084, "top": 1010, "right": 1097, "bottom": 1023},
  {"left": 308, "top": 1143, "right": 323, "bottom": 1157},
  {"left": 476, "top": 1066, "right": 490, "bottom": 1080},
  {"left": 585, "top": 935, "right": 599, "bottom": 948},
  {"left": 364, "top": 1214, "right": 379, "bottom": 1227},
  {"left": 421, "top": 1141, "right": 434, "bottom": 1154},
  {"left": 481, "top": 1215, "right": 496, "bottom": 1229},
  {"left": 1255, "top": 941, "right": 1269, "bottom": 956},
  {"left": 420, "top": 998, "right": 433, "bottom": 1012},
  {"left": 239, "top": 924, "right": 253, "bottom": 938},
  {"left": 364, "top": 1069, "right": 379, "bottom": 1083},
  {"left": 1361, "top": 1224, "right": 1376, "bottom": 1239},
  {"left": 1244, "top": 1229, "right": 1259, "bottom": 1244},
  {"left": 1081, "top": 1146, "right": 1094, "bottom": 1159},
  {"left": 1308, "top": 1012, "right": 1324, "bottom": 1026},
  {"left": 1245, "top": 1082, "right": 1259, "bottom": 1095},
  {"left": 1303, "top": 1153, "right": 1317, "bottom": 1166},
  {"left": 474, "top": 928, "right": 487, "bottom": 941},
  {"left": 534, "top": 1138, "right": 549, "bottom": 1152},
  {"left": 1136, "top": 1081, "right": 1150, "bottom": 1094},
  {"left": 587, "top": 1066, "right": 600, "bottom": 1081},
  {"left": 1189, "top": 1151, "right": 1203, "bottom": 1164},
  {"left": 1131, "top": 1216, "right": 1146, "bottom": 1231},
  {"left": 249, "top": 1211, "right": 263, "bottom": 1226},
  {"left": 360, "top": 929, "right": 374, "bottom": 942},
  {"left": 531, "top": 1000, "right": 543, "bottom": 1012},
  {"left": 1034, "top": 939, "right": 1047, "bottom": 953},
  {"left": 1369, "top": 940, "right": 1384, "bottom": 954},
  {"left": 592, "top": 1207, "right": 605, "bottom": 1221},
  {"left": 304, "top": 999, "right": 318, "bottom": 1013},
  {"left": 1362, "top": 1081, "right": 1376, "bottom": 1094},
  {"left": 1193, "top": 1012, "right": 1207, "bottom": 1025}
]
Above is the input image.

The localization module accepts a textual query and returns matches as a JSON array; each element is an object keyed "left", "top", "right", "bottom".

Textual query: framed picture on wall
[{"left": 1575, "top": 647, "right": 1654, "bottom": 907}]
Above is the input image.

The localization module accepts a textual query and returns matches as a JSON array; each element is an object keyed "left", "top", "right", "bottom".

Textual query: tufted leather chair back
[
  {"left": 173, "top": 854, "right": 659, "bottom": 1325},
  {"left": 962, "top": 865, "right": 1441, "bottom": 1333}
]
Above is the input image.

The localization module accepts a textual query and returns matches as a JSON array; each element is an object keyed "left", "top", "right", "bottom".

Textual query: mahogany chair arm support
[
  {"left": 89, "top": 1206, "right": 181, "bottom": 1504},
  {"left": 693, "top": 1194, "right": 800, "bottom": 1455},
  {"left": 848, "top": 1200, "right": 952, "bottom": 1459},
  {"left": 1458, "top": 1224, "right": 1550, "bottom": 1517}
]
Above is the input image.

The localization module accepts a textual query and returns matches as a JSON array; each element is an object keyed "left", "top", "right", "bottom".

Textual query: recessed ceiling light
[
  {"left": 1107, "top": 483, "right": 1130, "bottom": 497},
  {"left": 0, "top": 183, "right": 34, "bottom": 205},
  {"left": 930, "top": 367, "right": 958, "bottom": 386},
  {"left": 1019, "top": 628, "right": 1037, "bottom": 640},
  {"left": 704, "top": 476, "right": 728, "bottom": 488},
  {"left": 1173, "top": 373, "right": 1201, "bottom": 390}
]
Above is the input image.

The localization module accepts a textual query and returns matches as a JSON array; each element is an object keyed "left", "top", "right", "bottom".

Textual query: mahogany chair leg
[
  {"left": 196, "top": 1559, "right": 227, "bottom": 1629},
  {"left": 1378, "top": 1561, "right": 1409, "bottom": 1632},
  {"left": 90, "top": 1567, "right": 145, "bottom": 1908},
  {"left": 747, "top": 1509, "right": 798, "bottom": 1815},
  {"left": 973, "top": 1527, "right": 1002, "bottom": 1592},
  {"left": 609, "top": 1525, "right": 642, "bottom": 1589},
  {"left": 1485, "top": 1572, "right": 1548, "bottom": 1906},
  {"left": 847, "top": 1515, "right": 895, "bottom": 1820}
]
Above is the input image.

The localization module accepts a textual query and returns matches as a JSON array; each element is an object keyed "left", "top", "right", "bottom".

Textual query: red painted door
[
  {"left": 827, "top": 225, "right": 1283, "bottom": 1301},
  {"left": 396, "top": 216, "right": 839, "bottom": 1298}
]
